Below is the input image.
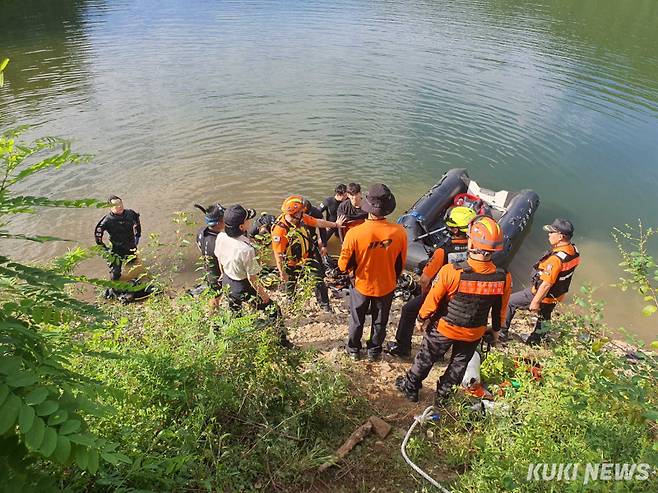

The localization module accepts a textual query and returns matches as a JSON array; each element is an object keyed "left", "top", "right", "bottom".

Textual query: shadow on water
[{"left": 0, "top": 0, "right": 103, "bottom": 123}]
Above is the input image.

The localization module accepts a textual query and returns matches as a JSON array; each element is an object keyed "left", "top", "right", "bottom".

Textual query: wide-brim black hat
[{"left": 361, "top": 184, "right": 396, "bottom": 217}]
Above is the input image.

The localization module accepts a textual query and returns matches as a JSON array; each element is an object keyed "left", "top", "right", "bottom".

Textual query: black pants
[
  {"left": 347, "top": 287, "right": 395, "bottom": 356},
  {"left": 223, "top": 275, "right": 279, "bottom": 318},
  {"left": 205, "top": 269, "right": 222, "bottom": 294},
  {"left": 394, "top": 293, "right": 427, "bottom": 351},
  {"left": 286, "top": 258, "right": 329, "bottom": 306},
  {"left": 503, "top": 287, "right": 556, "bottom": 335},
  {"left": 108, "top": 248, "right": 136, "bottom": 281},
  {"left": 406, "top": 327, "right": 480, "bottom": 394},
  {"left": 325, "top": 227, "right": 339, "bottom": 242}
]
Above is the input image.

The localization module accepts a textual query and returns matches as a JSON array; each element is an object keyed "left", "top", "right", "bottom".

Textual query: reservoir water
[{"left": 1, "top": 0, "right": 657, "bottom": 340}]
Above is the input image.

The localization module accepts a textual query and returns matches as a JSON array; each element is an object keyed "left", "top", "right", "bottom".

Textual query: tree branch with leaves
[
  {"left": 612, "top": 221, "right": 658, "bottom": 318},
  {"left": 0, "top": 127, "right": 129, "bottom": 490}
]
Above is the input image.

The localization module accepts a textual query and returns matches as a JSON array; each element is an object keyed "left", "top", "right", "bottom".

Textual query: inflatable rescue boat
[{"left": 398, "top": 169, "right": 539, "bottom": 271}]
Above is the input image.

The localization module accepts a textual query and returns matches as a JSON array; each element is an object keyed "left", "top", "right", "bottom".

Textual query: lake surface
[{"left": 1, "top": 0, "right": 657, "bottom": 340}]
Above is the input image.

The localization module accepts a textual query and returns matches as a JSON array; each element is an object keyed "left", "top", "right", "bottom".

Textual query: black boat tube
[
  {"left": 493, "top": 189, "right": 540, "bottom": 268},
  {"left": 398, "top": 170, "right": 540, "bottom": 272},
  {"left": 398, "top": 169, "right": 469, "bottom": 271}
]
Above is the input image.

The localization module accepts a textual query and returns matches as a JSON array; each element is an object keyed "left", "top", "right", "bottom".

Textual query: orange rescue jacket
[
  {"left": 419, "top": 257, "right": 512, "bottom": 342},
  {"left": 338, "top": 218, "right": 407, "bottom": 297}
]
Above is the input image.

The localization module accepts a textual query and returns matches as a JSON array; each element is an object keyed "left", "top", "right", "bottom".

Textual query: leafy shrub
[
  {"left": 480, "top": 352, "right": 515, "bottom": 384},
  {"left": 0, "top": 128, "right": 121, "bottom": 492},
  {"left": 67, "top": 295, "right": 354, "bottom": 492},
  {"left": 613, "top": 221, "right": 658, "bottom": 318},
  {"left": 440, "top": 289, "right": 658, "bottom": 493}
]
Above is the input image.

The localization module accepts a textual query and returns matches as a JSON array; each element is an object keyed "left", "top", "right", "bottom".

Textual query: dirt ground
[{"left": 282, "top": 293, "right": 543, "bottom": 493}]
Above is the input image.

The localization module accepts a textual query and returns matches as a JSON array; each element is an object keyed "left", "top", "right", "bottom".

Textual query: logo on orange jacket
[{"left": 367, "top": 239, "right": 393, "bottom": 250}]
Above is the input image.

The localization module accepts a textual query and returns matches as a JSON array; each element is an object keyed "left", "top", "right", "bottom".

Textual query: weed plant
[
  {"left": 65, "top": 294, "right": 355, "bottom": 492},
  {"left": 413, "top": 288, "right": 658, "bottom": 492}
]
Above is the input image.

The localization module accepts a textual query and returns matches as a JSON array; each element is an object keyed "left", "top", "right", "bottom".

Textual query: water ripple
[{"left": 1, "top": 0, "right": 657, "bottom": 337}]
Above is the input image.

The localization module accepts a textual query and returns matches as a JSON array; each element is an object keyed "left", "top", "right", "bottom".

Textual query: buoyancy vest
[
  {"left": 442, "top": 261, "right": 507, "bottom": 329},
  {"left": 273, "top": 214, "right": 314, "bottom": 264},
  {"left": 532, "top": 245, "right": 580, "bottom": 301}
]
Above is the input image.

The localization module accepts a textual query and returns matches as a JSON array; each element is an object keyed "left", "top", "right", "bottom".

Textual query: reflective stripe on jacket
[
  {"left": 532, "top": 244, "right": 580, "bottom": 302},
  {"left": 443, "top": 262, "right": 507, "bottom": 329}
]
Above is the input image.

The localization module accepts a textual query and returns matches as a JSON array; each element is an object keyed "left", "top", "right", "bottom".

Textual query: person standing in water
[{"left": 95, "top": 196, "right": 142, "bottom": 291}]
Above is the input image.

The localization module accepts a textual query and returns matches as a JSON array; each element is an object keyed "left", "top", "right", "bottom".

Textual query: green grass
[
  {"left": 63, "top": 294, "right": 357, "bottom": 492},
  {"left": 402, "top": 290, "right": 658, "bottom": 493}
]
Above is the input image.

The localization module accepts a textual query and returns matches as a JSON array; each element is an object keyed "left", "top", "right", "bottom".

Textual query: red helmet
[
  {"left": 281, "top": 195, "right": 304, "bottom": 215},
  {"left": 468, "top": 216, "right": 504, "bottom": 252}
]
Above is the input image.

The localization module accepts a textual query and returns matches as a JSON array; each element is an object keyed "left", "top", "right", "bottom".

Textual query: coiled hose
[{"left": 400, "top": 406, "right": 452, "bottom": 493}]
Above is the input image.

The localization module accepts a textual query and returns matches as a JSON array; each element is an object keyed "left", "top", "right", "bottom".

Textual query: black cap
[
  {"left": 543, "top": 218, "right": 574, "bottom": 237},
  {"left": 361, "top": 183, "right": 396, "bottom": 217},
  {"left": 223, "top": 204, "right": 256, "bottom": 228}
]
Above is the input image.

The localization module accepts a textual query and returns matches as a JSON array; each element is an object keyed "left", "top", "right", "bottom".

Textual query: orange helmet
[
  {"left": 468, "top": 216, "right": 504, "bottom": 252},
  {"left": 281, "top": 195, "right": 304, "bottom": 215}
]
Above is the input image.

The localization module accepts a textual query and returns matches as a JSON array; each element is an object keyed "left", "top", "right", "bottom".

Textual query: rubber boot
[
  {"left": 384, "top": 341, "right": 411, "bottom": 358},
  {"left": 347, "top": 349, "right": 361, "bottom": 362},
  {"left": 395, "top": 376, "right": 419, "bottom": 402},
  {"left": 434, "top": 382, "right": 453, "bottom": 406},
  {"left": 280, "top": 335, "right": 295, "bottom": 350},
  {"left": 525, "top": 331, "right": 543, "bottom": 346}
]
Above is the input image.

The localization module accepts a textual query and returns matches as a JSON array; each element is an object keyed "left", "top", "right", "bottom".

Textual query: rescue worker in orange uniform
[
  {"left": 500, "top": 218, "right": 580, "bottom": 345},
  {"left": 395, "top": 216, "right": 512, "bottom": 402},
  {"left": 272, "top": 195, "right": 345, "bottom": 312},
  {"left": 338, "top": 184, "right": 407, "bottom": 361},
  {"left": 385, "top": 206, "right": 476, "bottom": 358}
]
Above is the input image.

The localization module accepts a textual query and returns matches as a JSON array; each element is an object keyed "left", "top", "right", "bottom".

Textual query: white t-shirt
[{"left": 214, "top": 232, "right": 261, "bottom": 281}]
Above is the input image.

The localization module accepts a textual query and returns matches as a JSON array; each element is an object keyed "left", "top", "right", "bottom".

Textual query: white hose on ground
[{"left": 400, "top": 406, "right": 452, "bottom": 493}]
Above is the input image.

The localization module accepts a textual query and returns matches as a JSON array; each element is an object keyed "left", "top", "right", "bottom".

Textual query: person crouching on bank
[
  {"left": 271, "top": 195, "right": 345, "bottom": 312},
  {"left": 215, "top": 205, "right": 275, "bottom": 312},
  {"left": 385, "top": 206, "right": 475, "bottom": 358}
]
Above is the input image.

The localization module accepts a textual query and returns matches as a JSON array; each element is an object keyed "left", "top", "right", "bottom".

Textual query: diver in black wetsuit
[
  {"left": 319, "top": 184, "right": 347, "bottom": 242},
  {"left": 194, "top": 203, "right": 225, "bottom": 307},
  {"left": 247, "top": 212, "right": 277, "bottom": 242},
  {"left": 304, "top": 198, "right": 330, "bottom": 255},
  {"left": 94, "top": 196, "right": 141, "bottom": 283},
  {"left": 336, "top": 183, "right": 367, "bottom": 241}
]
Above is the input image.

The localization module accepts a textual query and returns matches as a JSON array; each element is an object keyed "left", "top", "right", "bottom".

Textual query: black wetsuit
[
  {"left": 306, "top": 204, "right": 329, "bottom": 247},
  {"left": 94, "top": 209, "right": 141, "bottom": 281},
  {"left": 196, "top": 226, "right": 222, "bottom": 291},
  {"left": 247, "top": 214, "right": 277, "bottom": 241},
  {"left": 319, "top": 196, "right": 345, "bottom": 241},
  {"left": 336, "top": 200, "right": 367, "bottom": 240}
]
